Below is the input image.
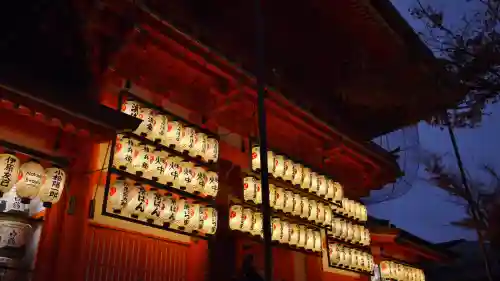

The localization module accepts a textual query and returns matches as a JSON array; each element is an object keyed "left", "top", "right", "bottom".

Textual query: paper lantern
[
  {"left": 305, "top": 228, "right": 315, "bottom": 250},
  {"left": 172, "top": 198, "right": 190, "bottom": 229},
  {"left": 280, "top": 220, "right": 291, "bottom": 244},
  {"left": 338, "top": 246, "right": 349, "bottom": 266},
  {"left": 297, "top": 225, "right": 307, "bottom": 248},
  {"left": 351, "top": 250, "right": 359, "bottom": 269},
  {"left": 310, "top": 172, "right": 319, "bottom": 194},
  {"left": 251, "top": 146, "right": 275, "bottom": 173},
  {"left": 107, "top": 179, "right": 130, "bottom": 212},
  {"left": 113, "top": 135, "right": 135, "bottom": 171},
  {"left": 289, "top": 224, "right": 299, "bottom": 245},
  {"left": 205, "top": 138, "right": 219, "bottom": 163},
  {"left": 334, "top": 182, "right": 344, "bottom": 202},
  {"left": 192, "top": 132, "right": 208, "bottom": 158},
  {"left": 332, "top": 218, "right": 343, "bottom": 238},
  {"left": 135, "top": 107, "right": 155, "bottom": 138},
  {"left": 316, "top": 202, "right": 325, "bottom": 224},
  {"left": 180, "top": 127, "right": 196, "bottom": 153},
  {"left": 144, "top": 190, "right": 162, "bottom": 221},
  {"left": 317, "top": 175, "right": 328, "bottom": 198},
  {"left": 192, "top": 166, "right": 208, "bottom": 194},
  {"left": 152, "top": 114, "right": 167, "bottom": 143},
  {"left": 291, "top": 162, "right": 303, "bottom": 186},
  {"left": 241, "top": 208, "right": 254, "bottom": 233},
  {"left": 307, "top": 199, "right": 318, "bottom": 222},
  {"left": 301, "top": 167, "right": 312, "bottom": 191},
  {"left": 324, "top": 205, "right": 332, "bottom": 226},
  {"left": 38, "top": 167, "right": 66, "bottom": 207},
  {"left": 229, "top": 205, "right": 243, "bottom": 230},
  {"left": 380, "top": 261, "right": 391, "bottom": 279},
  {"left": 125, "top": 183, "right": 148, "bottom": 218},
  {"left": 199, "top": 206, "right": 218, "bottom": 235},
  {"left": 0, "top": 220, "right": 31, "bottom": 248},
  {"left": 300, "top": 197, "right": 310, "bottom": 218},
  {"left": 271, "top": 218, "right": 282, "bottom": 241},
  {"left": 339, "top": 220, "right": 348, "bottom": 239},
  {"left": 283, "top": 190, "right": 294, "bottom": 213},
  {"left": 178, "top": 162, "right": 196, "bottom": 192},
  {"left": 325, "top": 179, "right": 335, "bottom": 201},
  {"left": 243, "top": 177, "right": 258, "bottom": 203},
  {"left": 131, "top": 143, "right": 154, "bottom": 176},
  {"left": 329, "top": 244, "right": 341, "bottom": 264},
  {"left": 274, "top": 187, "right": 285, "bottom": 211},
  {"left": 352, "top": 225, "right": 361, "bottom": 244},
  {"left": 147, "top": 149, "right": 168, "bottom": 182},
  {"left": 164, "top": 121, "right": 183, "bottom": 149},
  {"left": 251, "top": 211, "right": 263, "bottom": 237},
  {"left": 341, "top": 198, "right": 350, "bottom": 216},
  {"left": 360, "top": 205, "right": 368, "bottom": 222},
  {"left": 292, "top": 193, "right": 302, "bottom": 216},
  {"left": 163, "top": 156, "right": 182, "bottom": 186},
  {"left": 159, "top": 195, "right": 176, "bottom": 224},
  {"left": 0, "top": 154, "right": 19, "bottom": 197},
  {"left": 269, "top": 184, "right": 277, "bottom": 208},
  {"left": 273, "top": 154, "right": 285, "bottom": 179},
  {"left": 203, "top": 171, "right": 219, "bottom": 197},
  {"left": 121, "top": 99, "right": 140, "bottom": 118},
  {"left": 282, "top": 158, "right": 294, "bottom": 181},
  {"left": 364, "top": 229, "right": 371, "bottom": 245},
  {"left": 313, "top": 231, "right": 321, "bottom": 252},
  {"left": 16, "top": 160, "right": 44, "bottom": 203},
  {"left": 185, "top": 203, "right": 201, "bottom": 230},
  {"left": 346, "top": 223, "right": 354, "bottom": 241}
]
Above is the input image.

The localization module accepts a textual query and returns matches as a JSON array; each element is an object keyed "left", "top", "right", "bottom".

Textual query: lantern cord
[{"left": 92, "top": 140, "right": 111, "bottom": 200}]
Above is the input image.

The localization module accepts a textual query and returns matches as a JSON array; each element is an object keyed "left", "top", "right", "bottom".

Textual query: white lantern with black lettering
[
  {"left": 241, "top": 208, "right": 254, "bottom": 233},
  {"left": 107, "top": 179, "right": 129, "bottom": 213},
  {"left": 301, "top": 167, "right": 312, "bottom": 191},
  {"left": 326, "top": 178, "right": 335, "bottom": 201},
  {"left": 113, "top": 135, "right": 135, "bottom": 171},
  {"left": 317, "top": 175, "right": 328, "bottom": 197},
  {"left": 199, "top": 206, "right": 217, "bottom": 235},
  {"left": 313, "top": 231, "right": 321, "bottom": 252},
  {"left": 269, "top": 184, "right": 277, "bottom": 208},
  {"left": 163, "top": 156, "right": 182, "bottom": 186},
  {"left": 289, "top": 224, "right": 299, "bottom": 245},
  {"left": 135, "top": 107, "right": 155, "bottom": 138},
  {"left": 334, "top": 182, "right": 344, "bottom": 202},
  {"left": 360, "top": 205, "right": 368, "bottom": 222},
  {"left": 0, "top": 220, "right": 32, "bottom": 249},
  {"left": 271, "top": 218, "right": 282, "bottom": 241},
  {"left": 273, "top": 154, "right": 285, "bottom": 179},
  {"left": 180, "top": 127, "right": 196, "bottom": 153},
  {"left": 329, "top": 244, "right": 341, "bottom": 265},
  {"left": 324, "top": 205, "right": 332, "bottom": 226},
  {"left": 191, "top": 166, "right": 207, "bottom": 194},
  {"left": 192, "top": 132, "right": 208, "bottom": 158},
  {"left": 16, "top": 160, "right": 44, "bottom": 203},
  {"left": 274, "top": 187, "right": 285, "bottom": 210},
  {"left": 331, "top": 218, "right": 342, "bottom": 238},
  {"left": 173, "top": 198, "right": 190, "bottom": 229},
  {"left": 205, "top": 138, "right": 219, "bottom": 163},
  {"left": 147, "top": 149, "right": 168, "bottom": 182},
  {"left": 121, "top": 99, "right": 140, "bottom": 119},
  {"left": 291, "top": 163, "right": 303, "bottom": 186},
  {"left": 283, "top": 190, "right": 294, "bottom": 213},
  {"left": 282, "top": 158, "right": 294, "bottom": 181},
  {"left": 316, "top": 202, "right": 325, "bottom": 224},
  {"left": 144, "top": 190, "right": 162, "bottom": 222},
  {"left": 297, "top": 225, "right": 307, "bottom": 248},
  {"left": 308, "top": 199, "right": 318, "bottom": 222},
  {"left": 0, "top": 154, "right": 20, "bottom": 196},
  {"left": 251, "top": 211, "right": 263, "bottom": 237},
  {"left": 131, "top": 144, "right": 154, "bottom": 176},
  {"left": 229, "top": 205, "right": 243, "bottom": 230},
  {"left": 151, "top": 113, "right": 167, "bottom": 143},
  {"left": 164, "top": 121, "right": 183, "bottom": 149},
  {"left": 305, "top": 228, "right": 315, "bottom": 250},
  {"left": 243, "top": 176, "right": 258, "bottom": 203},
  {"left": 300, "top": 197, "right": 309, "bottom": 219},
  {"left": 203, "top": 171, "right": 218, "bottom": 197},
  {"left": 280, "top": 220, "right": 291, "bottom": 244},
  {"left": 159, "top": 195, "right": 176, "bottom": 224},
  {"left": 124, "top": 183, "right": 148, "bottom": 218},
  {"left": 292, "top": 193, "right": 302, "bottom": 216},
  {"left": 38, "top": 167, "right": 66, "bottom": 207},
  {"left": 185, "top": 203, "right": 201, "bottom": 231},
  {"left": 310, "top": 172, "right": 319, "bottom": 194},
  {"left": 178, "top": 161, "right": 195, "bottom": 192}
]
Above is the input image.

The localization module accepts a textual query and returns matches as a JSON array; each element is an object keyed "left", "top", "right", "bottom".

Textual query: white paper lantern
[
  {"left": 291, "top": 163, "right": 303, "bottom": 186},
  {"left": 251, "top": 146, "right": 275, "bottom": 173},
  {"left": 271, "top": 218, "right": 282, "bottom": 241},
  {"left": 173, "top": 198, "right": 191, "bottom": 229},
  {"left": 185, "top": 203, "right": 201, "bottom": 230},
  {"left": 159, "top": 196, "right": 176, "bottom": 224},
  {"left": 205, "top": 138, "right": 219, "bottom": 163},
  {"left": 0, "top": 154, "right": 20, "bottom": 196},
  {"left": 113, "top": 135, "right": 135, "bottom": 171},
  {"left": 131, "top": 144, "right": 154, "bottom": 176},
  {"left": 364, "top": 229, "right": 371, "bottom": 245},
  {"left": 297, "top": 225, "right": 307, "bottom": 248},
  {"left": 178, "top": 162, "right": 196, "bottom": 192},
  {"left": 360, "top": 205, "right": 368, "bottom": 222},
  {"left": 107, "top": 179, "right": 129, "bottom": 212},
  {"left": 301, "top": 168, "right": 312, "bottom": 191},
  {"left": 313, "top": 231, "right": 322, "bottom": 252},
  {"left": 283, "top": 190, "right": 294, "bottom": 213},
  {"left": 305, "top": 228, "right": 315, "bottom": 250},
  {"left": 338, "top": 246, "right": 349, "bottom": 266},
  {"left": 125, "top": 183, "right": 148, "bottom": 218},
  {"left": 192, "top": 166, "right": 207, "bottom": 194},
  {"left": 164, "top": 121, "right": 183, "bottom": 149},
  {"left": 316, "top": 202, "right": 325, "bottom": 224},
  {"left": 332, "top": 218, "right": 342, "bottom": 238},
  {"left": 282, "top": 158, "right": 294, "bottom": 181},
  {"left": 16, "top": 160, "right": 44, "bottom": 203},
  {"left": 180, "top": 127, "right": 196, "bottom": 153},
  {"left": 352, "top": 225, "right": 361, "bottom": 244},
  {"left": 121, "top": 99, "right": 140, "bottom": 118},
  {"left": 135, "top": 107, "right": 155, "bottom": 138},
  {"left": 229, "top": 205, "right": 243, "bottom": 230},
  {"left": 243, "top": 177, "right": 258, "bottom": 203},
  {"left": 310, "top": 172, "right": 319, "bottom": 194},
  {"left": 334, "top": 182, "right": 344, "bottom": 202},
  {"left": 251, "top": 211, "right": 263, "bottom": 237},
  {"left": 241, "top": 208, "right": 254, "bottom": 233},
  {"left": 308, "top": 200, "right": 318, "bottom": 222},
  {"left": 0, "top": 220, "right": 31, "bottom": 249},
  {"left": 147, "top": 149, "right": 168, "bottom": 182},
  {"left": 273, "top": 154, "right": 285, "bottom": 179},
  {"left": 346, "top": 224, "right": 354, "bottom": 242},
  {"left": 292, "top": 193, "right": 302, "bottom": 216},
  {"left": 324, "top": 205, "right": 333, "bottom": 226},
  {"left": 152, "top": 114, "right": 168, "bottom": 143},
  {"left": 144, "top": 190, "right": 162, "bottom": 221},
  {"left": 38, "top": 167, "right": 66, "bottom": 207},
  {"left": 317, "top": 176, "right": 328, "bottom": 197},
  {"left": 163, "top": 156, "right": 182, "bottom": 186},
  {"left": 289, "top": 224, "right": 299, "bottom": 245},
  {"left": 351, "top": 250, "right": 359, "bottom": 269},
  {"left": 203, "top": 171, "right": 219, "bottom": 197},
  {"left": 269, "top": 184, "right": 277, "bottom": 208},
  {"left": 380, "top": 261, "right": 391, "bottom": 279},
  {"left": 300, "top": 197, "right": 309, "bottom": 218},
  {"left": 192, "top": 132, "right": 208, "bottom": 158},
  {"left": 274, "top": 187, "right": 285, "bottom": 210},
  {"left": 280, "top": 220, "right": 291, "bottom": 244},
  {"left": 325, "top": 179, "right": 335, "bottom": 201},
  {"left": 329, "top": 244, "right": 341, "bottom": 264},
  {"left": 199, "top": 206, "right": 218, "bottom": 235}
]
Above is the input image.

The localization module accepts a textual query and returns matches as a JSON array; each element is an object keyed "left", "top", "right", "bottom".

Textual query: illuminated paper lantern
[
  {"left": 178, "top": 162, "right": 196, "bottom": 192},
  {"left": 338, "top": 246, "right": 349, "bottom": 266},
  {"left": 271, "top": 218, "right": 282, "bottom": 241},
  {"left": 325, "top": 179, "right": 335, "bottom": 201},
  {"left": 147, "top": 149, "right": 168, "bottom": 182},
  {"left": 329, "top": 244, "right": 341, "bottom": 264},
  {"left": 316, "top": 202, "right": 325, "bottom": 224},
  {"left": 346, "top": 223, "right": 354, "bottom": 241},
  {"left": 243, "top": 177, "right": 258, "bottom": 203},
  {"left": 380, "top": 261, "right": 391, "bottom": 279},
  {"left": 185, "top": 203, "right": 201, "bottom": 230},
  {"left": 251, "top": 212, "right": 263, "bottom": 237},
  {"left": 251, "top": 146, "right": 275, "bottom": 173},
  {"left": 144, "top": 190, "right": 162, "bottom": 221},
  {"left": 280, "top": 220, "right": 291, "bottom": 244},
  {"left": 199, "top": 206, "right": 217, "bottom": 235},
  {"left": 38, "top": 167, "right": 66, "bottom": 207},
  {"left": 289, "top": 224, "right": 299, "bottom": 245},
  {"left": 0, "top": 220, "right": 31, "bottom": 249},
  {"left": 0, "top": 154, "right": 20, "bottom": 196},
  {"left": 292, "top": 193, "right": 302, "bottom": 216},
  {"left": 113, "top": 135, "right": 135, "bottom": 171},
  {"left": 164, "top": 121, "right": 183, "bottom": 149},
  {"left": 332, "top": 218, "right": 343, "bottom": 238},
  {"left": 273, "top": 154, "right": 285, "bottom": 179},
  {"left": 131, "top": 143, "right": 154, "bottom": 176},
  {"left": 192, "top": 132, "right": 208, "bottom": 158},
  {"left": 364, "top": 229, "right": 371, "bottom": 245},
  {"left": 307, "top": 199, "right": 317, "bottom": 222},
  {"left": 203, "top": 171, "right": 219, "bottom": 197},
  {"left": 121, "top": 99, "right": 140, "bottom": 118},
  {"left": 343, "top": 248, "right": 352, "bottom": 267},
  {"left": 135, "top": 107, "right": 155, "bottom": 138},
  {"left": 282, "top": 158, "right": 294, "bottom": 181},
  {"left": 269, "top": 184, "right": 277, "bottom": 208},
  {"left": 360, "top": 205, "right": 368, "bottom": 222},
  {"left": 163, "top": 156, "right": 182, "bottom": 186},
  {"left": 16, "top": 160, "right": 44, "bottom": 203},
  {"left": 339, "top": 220, "right": 348, "bottom": 239},
  {"left": 313, "top": 231, "right": 321, "bottom": 252},
  {"left": 205, "top": 138, "right": 219, "bottom": 163},
  {"left": 159, "top": 195, "right": 176, "bottom": 224},
  {"left": 324, "top": 205, "right": 332, "bottom": 226},
  {"left": 317, "top": 175, "right": 328, "bottom": 197},
  {"left": 334, "top": 182, "right": 344, "bottom": 202},
  {"left": 352, "top": 225, "right": 361, "bottom": 244},
  {"left": 297, "top": 225, "right": 307, "bottom": 248},
  {"left": 180, "top": 127, "right": 196, "bottom": 153},
  {"left": 192, "top": 166, "right": 208, "bottom": 194},
  {"left": 229, "top": 205, "right": 243, "bottom": 230},
  {"left": 125, "top": 183, "right": 148, "bottom": 218},
  {"left": 305, "top": 228, "right": 315, "bottom": 250},
  {"left": 351, "top": 250, "right": 359, "bottom": 269},
  {"left": 291, "top": 163, "right": 303, "bottom": 186},
  {"left": 301, "top": 167, "right": 312, "bottom": 191},
  {"left": 152, "top": 114, "right": 167, "bottom": 143},
  {"left": 172, "top": 198, "right": 190, "bottom": 229},
  {"left": 107, "top": 179, "right": 129, "bottom": 212},
  {"left": 241, "top": 208, "right": 254, "bottom": 233},
  {"left": 341, "top": 198, "right": 350, "bottom": 216},
  {"left": 310, "top": 172, "right": 319, "bottom": 194},
  {"left": 283, "top": 190, "right": 294, "bottom": 213},
  {"left": 300, "top": 197, "right": 309, "bottom": 218}
]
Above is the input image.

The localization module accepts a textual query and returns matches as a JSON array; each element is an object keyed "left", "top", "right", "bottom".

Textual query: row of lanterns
[
  {"left": 114, "top": 135, "right": 218, "bottom": 197},
  {"left": 337, "top": 198, "right": 368, "bottom": 222},
  {"left": 229, "top": 205, "right": 322, "bottom": 252},
  {"left": 328, "top": 243, "right": 374, "bottom": 273},
  {"left": 251, "top": 146, "right": 343, "bottom": 203},
  {"left": 380, "top": 261, "right": 425, "bottom": 281},
  {"left": 330, "top": 218, "right": 371, "bottom": 246},
  {"left": 0, "top": 154, "right": 65, "bottom": 207},
  {"left": 122, "top": 99, "right": 219, "bottom": 163},
  {"left": 107, "top": 179, "right": 217, "bottom": 235}
]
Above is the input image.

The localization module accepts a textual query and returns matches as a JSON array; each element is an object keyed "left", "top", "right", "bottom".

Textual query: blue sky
[{"left": 367, "top": 0, "right": 500, "bottom": 243}]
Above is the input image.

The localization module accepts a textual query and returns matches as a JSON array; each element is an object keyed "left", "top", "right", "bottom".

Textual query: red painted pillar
[{"left": 187, "top": 239, "right": 209, "bottom": 281}]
